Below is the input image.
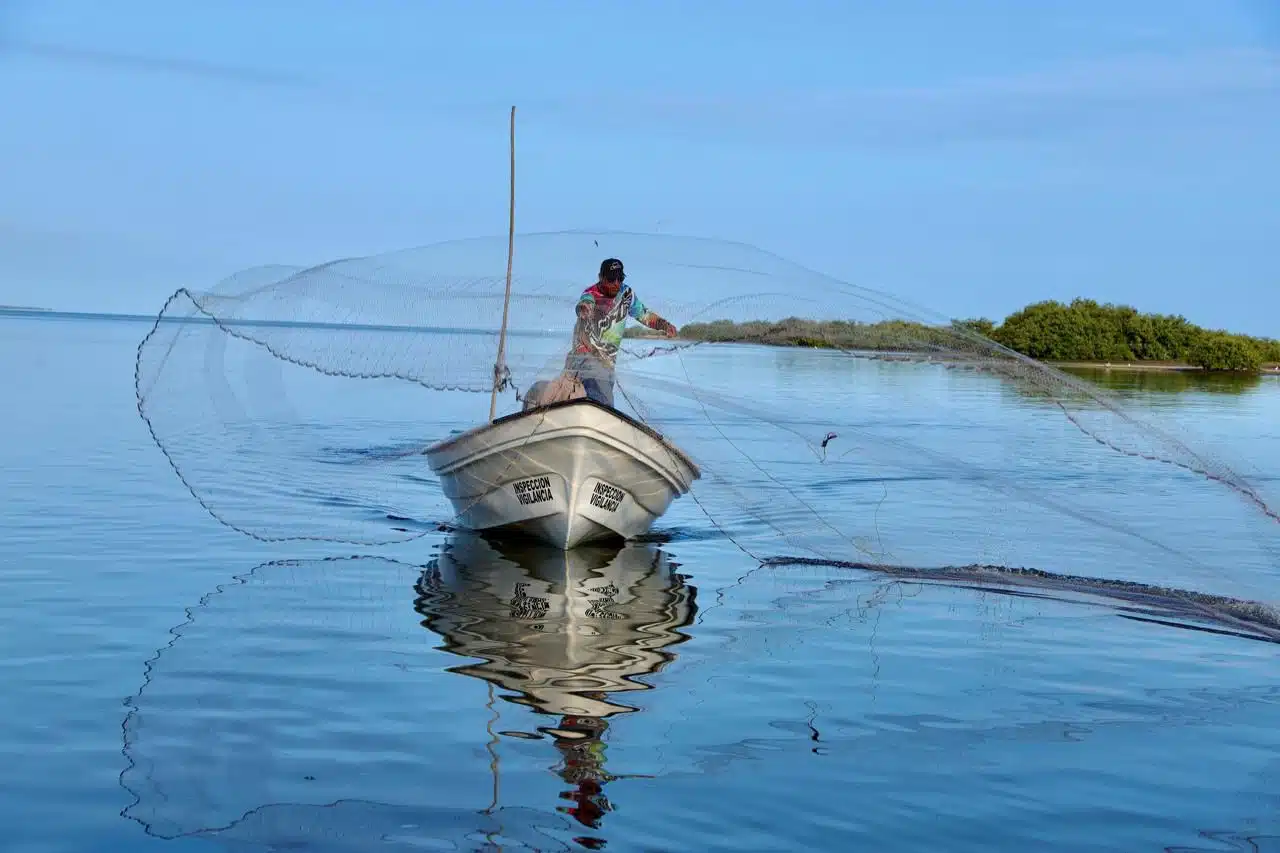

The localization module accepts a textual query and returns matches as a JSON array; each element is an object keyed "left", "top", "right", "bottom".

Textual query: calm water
[{"left": 3, "top": 315, "right": 1279, "bottom": 853}]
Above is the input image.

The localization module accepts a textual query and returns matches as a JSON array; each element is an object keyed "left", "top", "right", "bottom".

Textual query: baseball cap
[{"left": 599, "top": 258, "right": 625, "bottom": 281}]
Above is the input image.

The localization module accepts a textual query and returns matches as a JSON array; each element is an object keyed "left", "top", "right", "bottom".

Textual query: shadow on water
[{"left": 118, "top": 532, "right": 697, "bottom": 852}]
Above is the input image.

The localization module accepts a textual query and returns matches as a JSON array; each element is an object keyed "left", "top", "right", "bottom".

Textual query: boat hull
[{"left": 424, "top": 399, "right": 700, "bottom": 549}]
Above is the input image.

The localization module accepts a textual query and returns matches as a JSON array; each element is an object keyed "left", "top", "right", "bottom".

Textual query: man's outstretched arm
[{"left": 629, "top": 293, "right": 678, "bottom": 337}]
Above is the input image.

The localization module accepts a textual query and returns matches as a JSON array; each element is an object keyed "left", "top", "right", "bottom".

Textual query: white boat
[
  {"left": 424, "top": 397, "right": 701, "bottom": 550},
  {"left": 424, "top": 108, "right": 700, "bottom": 549}
]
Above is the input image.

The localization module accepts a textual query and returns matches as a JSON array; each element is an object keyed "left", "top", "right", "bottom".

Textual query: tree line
[{"left": 650, "top": 298, "right": 1280, "bottom": 372}]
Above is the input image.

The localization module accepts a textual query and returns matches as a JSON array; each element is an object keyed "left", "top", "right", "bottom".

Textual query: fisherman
[{"left": 565, "top": 258, "right": 678, "bottom": 407}]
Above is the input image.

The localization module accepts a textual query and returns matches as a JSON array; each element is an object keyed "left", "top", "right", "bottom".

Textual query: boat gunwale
[{"left": 426, "top": 398, "right": 701, "bottom": 478}]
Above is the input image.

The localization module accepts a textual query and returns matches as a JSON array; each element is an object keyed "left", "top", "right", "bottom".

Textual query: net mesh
[{"left": 135, "top": 230, "right": 1279, "bottom": 603}]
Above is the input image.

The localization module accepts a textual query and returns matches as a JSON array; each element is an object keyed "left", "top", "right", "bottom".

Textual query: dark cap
[{"left": 599, "top": 258, "right": 624, "bottom": 280}]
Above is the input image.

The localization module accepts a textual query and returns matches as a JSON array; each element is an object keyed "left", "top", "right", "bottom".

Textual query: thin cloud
[
  {"left": 0, "top": 39, "right": 316, "bottom": 89},
  {"left": 521, "top": 48, "right": 1280, "bottom": 148},
  {"left": 658, "top": 48, "right": 1280, "bottom": 112}
]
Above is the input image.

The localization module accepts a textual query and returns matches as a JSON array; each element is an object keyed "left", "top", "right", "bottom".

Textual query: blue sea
[{"left": 3, "top": 313, "right": 1279, "bottom": 853}]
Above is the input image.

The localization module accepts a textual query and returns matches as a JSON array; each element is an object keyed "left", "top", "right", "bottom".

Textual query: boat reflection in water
[{"left": 415, "top": 531, "right": 698, "bottom": 838}]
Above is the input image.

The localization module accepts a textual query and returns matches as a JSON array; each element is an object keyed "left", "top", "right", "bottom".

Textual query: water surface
[{"left": 2, "top": 314, "right": 1278, "bottom": 852}]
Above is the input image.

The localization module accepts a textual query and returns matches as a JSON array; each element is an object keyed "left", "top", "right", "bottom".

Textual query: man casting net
[{"left": 134, "top": 230, "right": 1280, "bottom": 616}]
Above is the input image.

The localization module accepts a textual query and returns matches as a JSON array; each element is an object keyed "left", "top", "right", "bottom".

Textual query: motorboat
[
  {"left": 423, "top": 397, "right": 701, "bottom": 550},
  {"left": 424, "top": 107, "right": 700, "bottom": 549}
]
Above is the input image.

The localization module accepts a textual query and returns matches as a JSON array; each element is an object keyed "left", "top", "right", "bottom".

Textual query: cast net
[{"left": 135, "top": 230, "right": 1280, "bottom": 609}]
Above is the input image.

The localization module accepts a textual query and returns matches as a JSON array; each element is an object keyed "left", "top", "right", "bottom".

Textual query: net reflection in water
[{"left": 120, "top": 534, "right": 697, "bottom": 851}]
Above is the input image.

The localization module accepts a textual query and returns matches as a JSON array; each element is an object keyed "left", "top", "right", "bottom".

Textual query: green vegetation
[
  {"left": 649, "top": 317, "right": 958, "bottom": 351},
  {"left": 972, "top": 299, "right": 1280, "bottom": 372},
  {"left": 644, "top": 298, "right": 1280, "bottom": 373}
]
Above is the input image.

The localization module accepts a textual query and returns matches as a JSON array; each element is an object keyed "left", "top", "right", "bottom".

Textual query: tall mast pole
[{"left": 489, "top": 105, "right": 517, "bottom": 423}]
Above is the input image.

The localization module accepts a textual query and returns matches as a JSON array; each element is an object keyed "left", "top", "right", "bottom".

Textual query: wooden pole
[{"left": 488, "top": 105, "right": 517, "bottom": 424}]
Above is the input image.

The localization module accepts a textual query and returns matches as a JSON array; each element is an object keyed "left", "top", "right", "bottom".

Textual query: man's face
[{"left": 599, "top": 275, "right": 622, "bottom": 296}]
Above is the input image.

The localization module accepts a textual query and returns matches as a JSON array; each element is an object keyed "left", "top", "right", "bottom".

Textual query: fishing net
[
  {"left": 126, "top": 224, "right": 1280, "bottom": 850},
  {"left": 135, "top": 230, "right": 1280, "bottom": 607}
]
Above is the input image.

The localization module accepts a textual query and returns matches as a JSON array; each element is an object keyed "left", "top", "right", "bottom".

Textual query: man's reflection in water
[
  {"left": 415, "top": 532, "right": 698, "bottom": 845},
  {"left": 547, "top": 715, "right": 611, "bottom": 834}
]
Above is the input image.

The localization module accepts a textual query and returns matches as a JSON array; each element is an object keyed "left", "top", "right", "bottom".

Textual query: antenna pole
[{"left": 489, "top": 105, "right": 517, "bottom": 424}]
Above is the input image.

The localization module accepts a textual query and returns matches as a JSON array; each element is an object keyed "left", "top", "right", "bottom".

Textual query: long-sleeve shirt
[{"left": 570, "top": 283, "right": 668, "bottom": 366}]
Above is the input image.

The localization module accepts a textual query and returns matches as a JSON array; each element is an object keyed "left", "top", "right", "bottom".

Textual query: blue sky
[{"left": 1, "top": 0, "right": 1278, "bottom": 334}]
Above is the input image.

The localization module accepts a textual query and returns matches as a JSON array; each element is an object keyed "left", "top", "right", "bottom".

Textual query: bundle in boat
[{"left": 522, "top": 370, "right": 587, "bottom": 410}]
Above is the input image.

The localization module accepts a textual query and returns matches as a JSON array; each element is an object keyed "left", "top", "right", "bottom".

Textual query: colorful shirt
[{"left": 571, "top": 283, "right": 665, "bottom": 365}]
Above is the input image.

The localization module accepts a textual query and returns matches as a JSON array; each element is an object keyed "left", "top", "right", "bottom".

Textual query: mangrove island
[{"left": 628, "top": 298, "right": 1280, "bottom": 374}]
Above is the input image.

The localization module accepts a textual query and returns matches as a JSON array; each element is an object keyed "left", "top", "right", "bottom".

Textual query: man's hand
[
  {"left": 662, "top": 319, "right": 678, "bottom": 339},
  {"left": 576, "top": 302, "right": 593, "bottom": 321}
]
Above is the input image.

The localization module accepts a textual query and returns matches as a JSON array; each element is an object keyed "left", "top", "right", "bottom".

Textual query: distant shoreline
[
  {"left": 8, "top": 306, "right": 1277, "bottom": 376},
  {"left": 840, "top": 349, "right": 1280, "bottom": 376},
  {"left": 627, "top": 331, "right": 1280, "bottom": 376},
  {"left": 0, "top": 306, "right": 556, "bottom": 339},
  {"left": 664, "top": 305, "right": 1280, "bottom": 375},
  {"left": 1, "top": 306, "right": 145, "bottom": 322}
]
